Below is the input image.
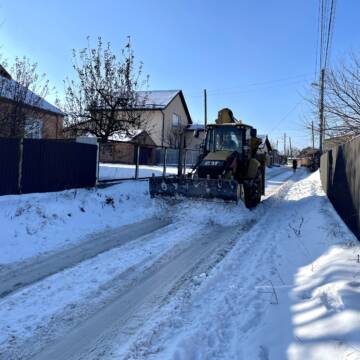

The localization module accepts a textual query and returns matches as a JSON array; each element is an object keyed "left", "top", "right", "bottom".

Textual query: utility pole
[
  {"left": 276, "top": 140, "right": 279, "bottom": 150},
  {"left": 204, "top": 89, "right": 207, "bottom": 127},
  {"left": 311, "top": 120, "right": 315, "bottom": 149},
  {"left": 289, "top": 137, "right": 292, "bottom": 158},
  {"left": 319, "top": 68, "right": 325, "bottom": 153},
  {"left": 283, "top": 133, "right": 286, "bottom": 156}
]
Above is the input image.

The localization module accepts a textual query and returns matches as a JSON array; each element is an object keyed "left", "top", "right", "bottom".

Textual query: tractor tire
[{"left": 244, "top": 170, "right": 262, "bottom": 208}]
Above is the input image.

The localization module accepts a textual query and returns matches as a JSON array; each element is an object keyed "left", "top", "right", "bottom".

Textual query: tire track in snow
[
  {"left": 0, "top": 218, "right": 170, "bottom": 298},
  {"left": 30, "top": 221, "right": 256, "bottom": 360}
]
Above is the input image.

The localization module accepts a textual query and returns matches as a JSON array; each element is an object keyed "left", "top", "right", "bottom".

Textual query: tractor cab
[
  {"left": 205, "top": 125, "right": 244, "bottom": 153},
  {"left": 197, "top": 123, "right": 260, "bottom": 180}
]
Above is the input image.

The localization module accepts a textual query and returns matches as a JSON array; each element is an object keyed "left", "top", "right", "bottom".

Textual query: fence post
[
  {"left": 135, "top": 145, "right": 140, "bottom": 179},
  {"left": 163, "top": 147, "right": 167, "bottom": 177},
  {"left": 177, "top": 133, "right": 185, "bottom": 177},
  {"left": 183, "top": 149, "right": 188, "bottom": 175},
  {"left": 17, "top": 138, "right": 24, "bottom": 194}
]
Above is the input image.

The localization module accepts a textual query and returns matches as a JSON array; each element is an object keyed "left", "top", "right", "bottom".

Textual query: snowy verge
[{"left": 0, "top": 181, "right": 158, "bottom": 265}]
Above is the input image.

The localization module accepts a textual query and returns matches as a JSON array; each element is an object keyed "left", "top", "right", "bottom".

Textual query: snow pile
[
  {"left": 115, "top": 171, "right": 360, "bottom": 360},
  {"left": 0, "top": 181, "right": 158, "bottom": 265},
  {"left": 169, "top": 198, "right": 256, "bottom": 227}
]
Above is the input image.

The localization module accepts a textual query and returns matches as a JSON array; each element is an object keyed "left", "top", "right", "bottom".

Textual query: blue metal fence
[{"left": 0, "top": 138, "right": 97, "bottom": 196}]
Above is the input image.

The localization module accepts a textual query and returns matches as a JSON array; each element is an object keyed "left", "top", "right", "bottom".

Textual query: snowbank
[{"left": 0, "top": 181, "right": 157, "bottom": 265}]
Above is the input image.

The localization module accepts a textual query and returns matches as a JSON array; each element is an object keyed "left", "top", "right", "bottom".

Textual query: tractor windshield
[{"left": 205, "top": 127, "right": 243, "bottom": 152}]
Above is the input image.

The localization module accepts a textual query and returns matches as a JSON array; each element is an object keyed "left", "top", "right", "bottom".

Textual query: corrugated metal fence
[
  {"left": 320, "top": 135, "right": 360, "bottom": 240},
  {"left": 0, "top": 138, "right": 97, "bottom": 196}
]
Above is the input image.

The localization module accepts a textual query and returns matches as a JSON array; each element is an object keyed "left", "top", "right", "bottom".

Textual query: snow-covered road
[
  {"left": 2, "top": 166, "right": 358, "bottom": 360},
  {"left": 0, "top": 218, "right": 169, "bottom": 298}
]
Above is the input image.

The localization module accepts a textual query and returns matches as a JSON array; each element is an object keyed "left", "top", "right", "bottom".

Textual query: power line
[
  {"left": 185, "top": 74, "right": 311, "bottom": 98},
  {"left": 319, "top": 0, "right": 325, "bottom": 70},
  {"left": 316, "top": 0, "right": 337, "bottom": 152},
  {"left": 318, "top": 0, "right": 336, "bottom": 71},
  {"left": 325, "top": 0, "right": 337, "bottom": 69},
  {"left": 269, "top": 101, "right": 302, "bottom": 133},
  {"left": 314, "top": 0, "right": 321, "bottom": 79},
  {"left": 324, "top": 0, "right": 336, "bottom": 69}
]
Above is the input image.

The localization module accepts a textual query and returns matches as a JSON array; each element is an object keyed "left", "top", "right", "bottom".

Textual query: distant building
[
  {"left": 99, "top": 129, "right": 156, "bottom": 164},
  {"left": 134, "top": 90, "right": 192, "bottom": 147},
  {"left": 185, "top": 123, "right": 206, "bottom": 150},
  {"left": 258, "top": 135, "right": 273, "bottom": 166}
]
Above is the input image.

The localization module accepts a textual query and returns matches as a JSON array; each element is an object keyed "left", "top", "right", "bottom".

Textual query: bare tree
[
  {"left": 0, "top": 56, "right": 51, "bottom": 137},
  {"left": 307, "top": 54, "right": 360, "bottom": 138},
  {"left": 166, "top": 127, "right": 184, "bottom": 149},
  {"left": 64, "top": 37, "right": 151, "bottom": 143},
  {"left": 324, "top": 54, "right": 360, "bottom": 136}
]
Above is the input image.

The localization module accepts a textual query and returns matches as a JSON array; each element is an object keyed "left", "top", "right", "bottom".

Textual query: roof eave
[{"left": 0, "top": 95, "right": 64, "bottom": 117}]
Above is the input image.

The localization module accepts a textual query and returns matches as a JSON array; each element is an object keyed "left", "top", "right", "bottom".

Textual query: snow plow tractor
[{"left": 149, "top": 108, "right": 266, "bottom": 208}]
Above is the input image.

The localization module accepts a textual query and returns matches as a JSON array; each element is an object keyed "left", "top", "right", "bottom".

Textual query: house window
[
  {"left": 172, "top": 113, "right": 181, "bottom": 128},
  {"left": 25, "top": 119, "right": 43, "bottom": 139}
]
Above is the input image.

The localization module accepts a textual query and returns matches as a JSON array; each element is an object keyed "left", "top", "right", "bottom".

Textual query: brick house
[{"left": 0, "top": 65, "right": 64, "bottom": 139}]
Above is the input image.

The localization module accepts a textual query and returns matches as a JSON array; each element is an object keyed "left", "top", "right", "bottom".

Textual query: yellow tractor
[{"left": 149, "top": 108, "right": 265, "bottom": 208}]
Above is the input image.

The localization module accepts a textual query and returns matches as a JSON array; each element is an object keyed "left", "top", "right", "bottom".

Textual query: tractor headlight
[{"left": 203, "top": 160, "right": 225, "bottom": 166}]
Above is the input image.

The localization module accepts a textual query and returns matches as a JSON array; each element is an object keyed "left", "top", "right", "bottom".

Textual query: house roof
[
  {"left": 108, "top": 129, "right": 144, "bottom": 142},
  {"left": 258, "top": 135, "right": 273, "bottom": 152},
  {"left": 187, "top": 123, "right": 205, "bottom": 131},
  {"left": 0, "top": 72, "right": 63, "bottom": 116},
  {"left": 136, "top": 90, "right": 192, "bottom": 124}
]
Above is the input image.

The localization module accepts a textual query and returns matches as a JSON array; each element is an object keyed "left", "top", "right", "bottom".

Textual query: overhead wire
[
  {"left": 185, "top": 74, "right": 311, "bottom": 99},
  {"left": 325, "top": 0, "right": 337, "bottom": 69},
  {"left": 318, "top": 0, "right": 336, "bottom": 71},
  {"left": 314, "top": 0, "right": 322, "bottom": 79}
]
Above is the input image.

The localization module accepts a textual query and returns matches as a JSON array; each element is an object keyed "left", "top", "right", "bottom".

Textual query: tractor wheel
[{"left": 244, "top": 170, "right": 262, "bottom": 208}]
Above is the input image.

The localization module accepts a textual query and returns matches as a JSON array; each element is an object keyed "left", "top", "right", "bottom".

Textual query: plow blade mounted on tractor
[{"left": 149, "top": 175, "right": 244, "bottom": 202}]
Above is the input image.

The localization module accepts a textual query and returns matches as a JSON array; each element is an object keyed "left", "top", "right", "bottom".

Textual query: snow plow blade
[{"left": 149, "top": 176, "right": 243, "bottom": 202}]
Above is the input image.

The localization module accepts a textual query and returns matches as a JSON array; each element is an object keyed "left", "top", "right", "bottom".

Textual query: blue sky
[{"left": 0, "top": 0, "right": 359, "bottom": 149}]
